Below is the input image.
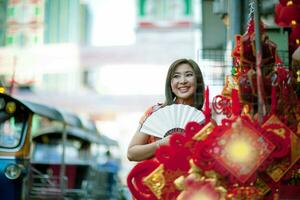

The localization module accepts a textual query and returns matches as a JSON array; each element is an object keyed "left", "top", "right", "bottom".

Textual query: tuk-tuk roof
[
  {"left": 32, "top": 126, "right": 101, "bottom": 143},
  {"left": 32, "top": 127, "right": 118, "bottom": 147},
  {"left": 1, "top": 93, "right": 117, "bottom": 146},
  {"left": 98, "top": 134, "right": 119, "bottom": 146},
  {"left": 0, "top": 93, "right": 96, "bottom": 132}
]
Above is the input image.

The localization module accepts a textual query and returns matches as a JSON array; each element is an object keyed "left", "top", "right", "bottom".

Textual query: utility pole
[
  {"left": 229, "top": 0, "right": 242, "bottom": 47},
  {"left": 253, "top": 0, "right": 266, "bottom": 123}
]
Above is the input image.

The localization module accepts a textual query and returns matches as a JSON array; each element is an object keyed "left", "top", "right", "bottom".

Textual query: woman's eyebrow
[{"left": 174, "top": 70, "right": 193, "bottom": 73}]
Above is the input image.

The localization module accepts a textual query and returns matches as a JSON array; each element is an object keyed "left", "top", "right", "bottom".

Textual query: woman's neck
[{"left": 175, "top": 98, "right": 194, "bottom": 106}]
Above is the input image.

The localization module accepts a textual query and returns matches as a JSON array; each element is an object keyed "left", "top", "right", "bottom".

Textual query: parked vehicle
[{"left": 0, "top": 92, "right": 120, "bottom": 200}]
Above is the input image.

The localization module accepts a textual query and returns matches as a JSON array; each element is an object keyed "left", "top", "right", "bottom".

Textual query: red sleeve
[
  {"left": 139, "top": 103, "right": 163, "bottom": 124},
  {"left": 139, "top": 104, "right": 163, "bottom": 143}
]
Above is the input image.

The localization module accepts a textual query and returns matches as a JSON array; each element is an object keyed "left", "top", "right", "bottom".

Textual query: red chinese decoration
[
  {"left": 275, "top": 0, "right": 300, "bottom": 51},
  {"left": 127, "top": 87, "right": 300, "bottom": 199},
  {"left": 127, "top": 2, "right": 300, "bottom": 199}
]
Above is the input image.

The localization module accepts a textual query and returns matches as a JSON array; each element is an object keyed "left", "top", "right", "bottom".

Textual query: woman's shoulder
[
  {"left": 152, "top": 103, "right": 164, "bottom": 112},
  {"left": 145, "top": 102, "right": 164, "bottom": 113}
]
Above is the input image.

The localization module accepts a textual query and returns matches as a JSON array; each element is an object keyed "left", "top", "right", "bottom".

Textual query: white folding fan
[{"left": 140, "top": 104, "right": 205, "bottom": 138}]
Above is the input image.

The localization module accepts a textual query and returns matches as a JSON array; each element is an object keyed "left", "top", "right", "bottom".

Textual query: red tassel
[
  {"left": 270, "top": 85, "right": 277, "bottom": 115},
  {"left": 232, "top": 89, "right": 241, "bottom": 116},
  {"left": 205, "top": 86, "right": 209, "bottom": 108},
  {"left": 203, "top": 86, "right": 211, "bottom": 122}
]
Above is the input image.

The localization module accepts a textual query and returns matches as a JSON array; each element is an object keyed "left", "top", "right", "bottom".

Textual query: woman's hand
[
  {"left": 155, "top": 135, "right": 171, "bottom": 147},
  {"left": 127, "top": 131, "right": 171, "bottom": 162}
]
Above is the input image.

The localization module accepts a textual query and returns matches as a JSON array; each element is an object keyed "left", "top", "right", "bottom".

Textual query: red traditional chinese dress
[{"left": 138, "top": 103, "right": 164, "bottom": 146}]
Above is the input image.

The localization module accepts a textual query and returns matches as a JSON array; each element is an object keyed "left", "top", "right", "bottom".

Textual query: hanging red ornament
[
  {"left": 127, "top": 159, "right": 161, "bottom": 200},
  {"left": 232, "top": 17, "right": 276, "bottom": 67}
]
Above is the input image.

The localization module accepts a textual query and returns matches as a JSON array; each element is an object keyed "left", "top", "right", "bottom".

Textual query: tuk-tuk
[
  {"left": 0, "top": 92, "right": 120, "bottom": 200},
  {"left": 0, "top": 93, "right": 31, "bottom": 199}
]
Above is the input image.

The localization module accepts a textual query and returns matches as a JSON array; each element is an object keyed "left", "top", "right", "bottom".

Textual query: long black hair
[{"left": 164, "top": 58, "right": 205, "bottom": 110}]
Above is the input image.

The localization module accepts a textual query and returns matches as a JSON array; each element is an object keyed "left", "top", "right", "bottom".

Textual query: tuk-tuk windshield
[
  {"left": 0, "top": 100, "right": 28, "bottom": 149},
  {"left": 32, "top": 140, "right": 91, "bottom": 164}
]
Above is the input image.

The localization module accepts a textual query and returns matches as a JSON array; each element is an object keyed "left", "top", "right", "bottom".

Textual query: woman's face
[{"left": 171, "top": 63, "right": 196, "bottom": 104}]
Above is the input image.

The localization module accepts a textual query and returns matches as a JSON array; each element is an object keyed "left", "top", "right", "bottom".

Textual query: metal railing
[{"left": 29, "top": 174, "right": 67, "bottom": 199}]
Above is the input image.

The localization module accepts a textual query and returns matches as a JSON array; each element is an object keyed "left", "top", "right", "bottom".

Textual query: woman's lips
[{"left": 178, "top": 87, "right": 189, "bottom": 93}]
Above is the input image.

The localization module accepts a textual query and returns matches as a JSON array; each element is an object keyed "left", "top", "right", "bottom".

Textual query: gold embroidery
[
  {"left": 193, "top": 122, "right": 215, "bottom": 141},
  {"left": 255, "top": 178, "right": 270, "bottom": 196},
  {"left": 176, "top": 159, "right": 227, "bottom": 200},
  {"left": 143, "top": 164, "right": 165, "bottom": 199},
  {"left": 266, "top": 128, "right": 286, "bottom": 138},
  {"left": 291, "top": 133, "right": 300, "bottom": 163},
  {"left": 174, "top": 176, "right": 185, "bottom": 190}
]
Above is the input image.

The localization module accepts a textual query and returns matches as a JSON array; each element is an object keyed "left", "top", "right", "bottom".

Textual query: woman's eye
[
  {"left": 173, "top": 74, "right": 180, "bottom": 79},
  {"left": 186, "top": 73, "right": 194, "bottom": 77}
]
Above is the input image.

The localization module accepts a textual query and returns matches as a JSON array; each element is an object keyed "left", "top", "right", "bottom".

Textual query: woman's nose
[{"left": 179, "top": 76, "right": 187, "bottom": 83}]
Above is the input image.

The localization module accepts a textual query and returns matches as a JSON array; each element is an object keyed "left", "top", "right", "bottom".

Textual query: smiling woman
[
  {"left": 127, "top": 58, "right": 205, "bottom": 162},
  {"left": 165, "top": 59, "right": 204, "bottom": 108},
  {"left": 170, "top": 63, "right": 196, "bottom": 104}
]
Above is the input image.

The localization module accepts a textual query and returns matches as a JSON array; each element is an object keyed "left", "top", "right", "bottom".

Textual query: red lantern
[
  {"left": 275, "top": 3, "right": 290, "bottom": 27},
  {"left": 278, "top": 5, "right": 300, "bottom": 27},
  {"left": 279, "top": 0, "right": 300, "bottom": 6}
]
